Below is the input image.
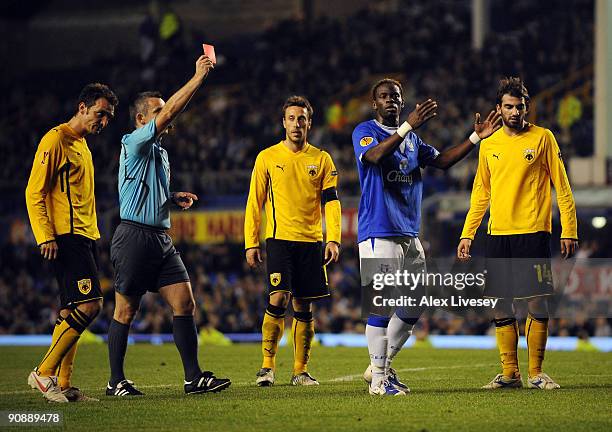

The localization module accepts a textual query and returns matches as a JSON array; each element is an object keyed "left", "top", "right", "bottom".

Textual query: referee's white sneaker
[{"left": 28, "top": 370, "right": 69, "bottom": 403}]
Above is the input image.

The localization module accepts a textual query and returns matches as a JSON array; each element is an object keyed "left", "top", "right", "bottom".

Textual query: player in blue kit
[
  {"left": 354, "top": 78, "right": 501, "bottom": 395},
  {"left": 106, "top": 53, "right": 231, "bottom": 396}
]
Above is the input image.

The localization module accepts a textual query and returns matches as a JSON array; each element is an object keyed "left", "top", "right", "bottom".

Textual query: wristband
[
  {"left": 469, "top": 131, "right": 481, "bottom": 145},
  {"left": 397, "top": 121, "right": 413, "bottom": 138}
]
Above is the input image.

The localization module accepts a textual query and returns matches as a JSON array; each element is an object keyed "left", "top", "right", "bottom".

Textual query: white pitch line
[{"left": 329, "top": 363, "right": 494, "bottom": 382}]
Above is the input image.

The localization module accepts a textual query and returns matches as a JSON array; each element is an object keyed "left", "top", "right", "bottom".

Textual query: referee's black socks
[{"left": 173, "top": 315, "right": 201, "bottom": 381}]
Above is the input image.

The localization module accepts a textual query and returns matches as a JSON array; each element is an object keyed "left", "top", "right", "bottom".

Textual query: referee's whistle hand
[
  {"left": 40, "top": 240, "right": 58, "bottom": 260},
  {"left": 325, "top": 242, "right": 340, "bottom": 265},
  {"left": 246, "top": 248, "right": 263, "bottom": 268},
  {"left": 457, "top": 239, "right": 472, "bottom": 260}
]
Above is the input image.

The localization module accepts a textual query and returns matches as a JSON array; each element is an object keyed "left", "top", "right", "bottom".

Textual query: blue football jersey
[
  {"left": 352, "top": 119, "right": 439, "bottom": 242},
  {"left": 118, "top": 119, "right": 172, "bottom": 228}
]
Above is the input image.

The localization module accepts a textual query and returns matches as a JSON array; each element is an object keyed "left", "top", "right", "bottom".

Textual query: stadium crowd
[{"left": 1, "top": 0, "right": 607, "bottom": 337}]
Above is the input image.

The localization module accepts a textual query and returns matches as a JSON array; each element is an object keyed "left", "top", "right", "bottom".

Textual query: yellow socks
[
  {"left": 292, "top": 311, "right": 314, "bottom": 375},
  {"left": 57, "top": 343, "right": 77, "bottom": 390},
  {"left": 37, "top": 309, "right": 91, "bottom": 377},
  {"left": 261, "top": 304, "right": 285, "bottom": 370},
  {"left": 51, "top": 316, "right": 78, "bottom": 389},
  {"left": 526, "top": 314, "right": 549, "bottom": 377},
  {"left": 495, "top": 318, "right": 519, "bottom": 378}
]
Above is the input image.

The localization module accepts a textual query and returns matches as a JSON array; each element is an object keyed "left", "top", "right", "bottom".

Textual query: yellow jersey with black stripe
[
  {"left": 461, "top": 123, "right": 577, "bottom": 240},
  {"left": 25, "top": 124, "right": 99, "bottom": 245},
  {"left": 244, "top": 141, "right": 341, "bottom": 248}
]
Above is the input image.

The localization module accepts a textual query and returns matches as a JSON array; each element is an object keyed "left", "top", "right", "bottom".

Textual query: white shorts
[{"left": 358, "top": 236, "right": 426, "bottom": 286}]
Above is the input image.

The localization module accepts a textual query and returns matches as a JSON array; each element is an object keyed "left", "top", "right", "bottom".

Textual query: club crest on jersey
[
  {"left": 524, "top": 148, "right": 536, "bottom": 162},
  {"left": 77, "top": 279, "right": 92, "bottom": 295},
  {"left": 360, "top": 137, "right": 374, "bottom": 147},
  {"left": 270, "top": 273, "right": 282, "bottom": 287},
  {"left": 306, "top": 164, "right": 318, "bottom": 177}
]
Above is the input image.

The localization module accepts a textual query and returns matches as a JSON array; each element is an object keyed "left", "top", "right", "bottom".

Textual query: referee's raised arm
[{"left": 153, "top": 54, "right": 214, "bottom": 140}]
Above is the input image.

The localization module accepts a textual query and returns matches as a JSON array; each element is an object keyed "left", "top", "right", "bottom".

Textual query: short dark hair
[
  {"left": 77, "top": 83, "right": 118, "bottom": 111},
  {"left": 496, "top": 77, "right": 530, "bottom": 107},
  {"left": 282, "top": 95, "right": 313, "bottom": 119},
  {"left": 130, "top": 91, "right": 163, "bottom": 125},
  {"left": 371, "top": 78, "right": 403, "bottom": 100}
]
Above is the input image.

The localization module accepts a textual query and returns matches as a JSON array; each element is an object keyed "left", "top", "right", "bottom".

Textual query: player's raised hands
[
  {"left": 474, "top": 110, "right": 502, "bottom": 139},
  {"left": 40, "top": 240, "right": 58, "bottom": 260},
  {"left": 407, "top": 99, "right": 437, "bottom": 129},
  {"left": 194, "top": 55, "right": 214, "bottom": 79},
  {"left": 246, "top": 248, "right": 263, "bottom": 269},
  {"left": 172, "top": 192, "right": 198, "bottom": 210}
]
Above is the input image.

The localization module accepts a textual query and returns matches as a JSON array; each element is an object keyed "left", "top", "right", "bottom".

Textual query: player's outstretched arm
[
  {"left": 431, "top": 111, "right": 501, "bottom": 170},
  {"left": 154, "top": 55, "right": 214, "bottom": 138},
  {"left": 363, "top": 99, "right": 437, "bottom": 165}
]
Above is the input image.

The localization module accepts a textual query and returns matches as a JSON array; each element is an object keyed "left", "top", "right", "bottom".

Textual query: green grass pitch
[{"left": 0, "top": 344, "right": 610, "bottom": 431}]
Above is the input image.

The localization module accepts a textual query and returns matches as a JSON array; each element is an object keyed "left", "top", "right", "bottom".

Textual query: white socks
[
  {"left": 386, "top": 314, "right": 414, "bottom": 370},
  {"left": 366, "top": 324, "right": 387, "bottom": 387}
]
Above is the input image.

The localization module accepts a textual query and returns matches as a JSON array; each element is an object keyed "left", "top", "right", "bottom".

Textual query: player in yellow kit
[
  {"left": 25, "top": 83, "right": 118, "bottom": 402},
  {"left": 457, "top": 77, "right": 578, "bottom": 390},
  {"left": 244, "top": 96, "right": 341, "bottom": 386}
]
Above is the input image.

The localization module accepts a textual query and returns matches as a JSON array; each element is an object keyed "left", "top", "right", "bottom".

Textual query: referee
[
  {"left": 106, "top": 54, "right": 230, "bottom": 396},
  {"left": 25, "top": 83, "right": 118, "bottom": 403}
]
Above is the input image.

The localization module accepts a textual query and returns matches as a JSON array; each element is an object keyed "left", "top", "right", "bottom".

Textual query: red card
[{"left": 203, "top": 44, "right": 216, "bottom": 64}]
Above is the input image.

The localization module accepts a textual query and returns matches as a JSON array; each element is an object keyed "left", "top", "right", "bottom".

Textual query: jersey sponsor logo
[
  {"left": 399, "top": 159, "right": 408, "bottom": 170},
  {"left": 41, "top": 151, "right": 49, "bottom": 165},
  {"left": 77, "top": 278, "right": 92, "bottom": 295},
  {"left": 276, "top": 164, "right": 285, "bottom": 172},
  {"left": 524, "top": 148, "right": 536, "bottom": 162},
  {"left": 359, "top": 137, "right": 374, "bottom": 147},
  {"left": 306, "top": 164, "right": 318, "bottom": 177},
  {"left": 492, "top": 153, "right": 500, "bottom": 160},
  {"left": 270, "top": 273, "right": 282, "bottom": 287},
  {"left": 386, "top": 170, "right": 413, "bottom": 185}
]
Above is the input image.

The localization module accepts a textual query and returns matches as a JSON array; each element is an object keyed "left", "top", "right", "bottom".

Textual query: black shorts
[
  {"left": 265, "top": 238, "right": 329, "bottom": 300},
  {"left": 52, "top": 234, "right": 103, "bottom": 309},
  {"left": 484, "top": 232, "right": 553, "bottom": 299},
  {"left": 111, "top": 221, "right": 190, "bottom": 297}
]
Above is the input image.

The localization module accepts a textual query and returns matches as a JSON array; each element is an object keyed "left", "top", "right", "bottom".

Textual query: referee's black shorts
[
  {"left": 111, "top": 221, "right": 190, "bottom": 297},
  {"left": 265, "top": 238, "right": 329, "bottom": 300},
  {"left": 484, "top": 231, "right": 553, "bottom": 300},
  {"left": 52, "top": 234, "right": 103, "bottom": 309}
]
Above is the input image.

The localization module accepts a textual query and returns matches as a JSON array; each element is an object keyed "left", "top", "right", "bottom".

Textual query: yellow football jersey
[
  {"left": 461, "top": 123, "right": 577, "bottom": 240},
  {"left": 25, "top": 124, "right": 100, "bottom": 245},
  {"left": 244, "top": 141, "right": 341, "bottom": 248}
]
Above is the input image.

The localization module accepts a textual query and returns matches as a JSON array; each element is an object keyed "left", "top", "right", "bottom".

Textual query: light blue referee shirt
[{"left": 118, "top": 119, "right": 172, "bottom": 228}]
